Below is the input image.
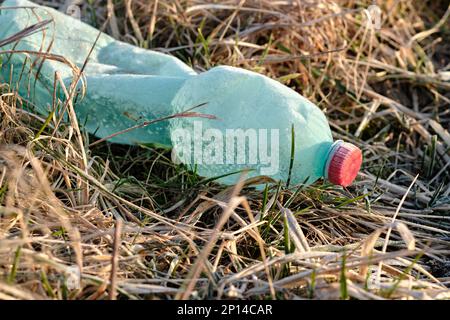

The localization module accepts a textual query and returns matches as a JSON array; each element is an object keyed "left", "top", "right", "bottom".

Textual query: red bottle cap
[{"left": 325, "top": 141, "right": 362, "bottom": 187}]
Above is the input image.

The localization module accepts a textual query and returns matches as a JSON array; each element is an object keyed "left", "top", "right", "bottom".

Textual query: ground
[{"left": 0, "top": 0, "right": 449, "bottom": 300}]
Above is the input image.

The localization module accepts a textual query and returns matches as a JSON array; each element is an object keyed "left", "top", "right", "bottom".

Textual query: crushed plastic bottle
[{"left": 0, "top": 0, "right": 363, "bottom": 186}]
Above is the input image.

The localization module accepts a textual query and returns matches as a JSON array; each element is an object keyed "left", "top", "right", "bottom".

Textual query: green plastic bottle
[{"left": 0, "top": 0, "right": 362, "bottom": 186}]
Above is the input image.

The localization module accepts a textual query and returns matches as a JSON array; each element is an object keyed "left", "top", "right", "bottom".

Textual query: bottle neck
[{"left": 323, "top": 140, "right": 344, "bottom": 179}]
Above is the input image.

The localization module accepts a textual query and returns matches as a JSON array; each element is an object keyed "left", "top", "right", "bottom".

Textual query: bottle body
[{"left": 170, "top": 66, "right": 334, "bottom": 185}]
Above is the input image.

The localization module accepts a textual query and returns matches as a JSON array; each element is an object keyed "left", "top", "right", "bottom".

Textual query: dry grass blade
[
  {"left": 0, "top": 19, "right": 52, "bottom": 48},
  {"left": 109, "top": 219, "right": 123, "bottom": 300},
  {"left": 376, "top": 174, "right": 419, "bottom": 284},
  {"left": 176, "top": 175, "right": 246, "bottom": 300},
  {"left": 278, "top": 202, "right": 310, "bottom": 253},
  {"left": 88, "top": 103, "right": 213, "bottom": 147}
]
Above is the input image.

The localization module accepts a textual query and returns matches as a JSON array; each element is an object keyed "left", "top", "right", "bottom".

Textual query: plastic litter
[{"left": 0, "top": 0, "right": 362, "bottom": 186}]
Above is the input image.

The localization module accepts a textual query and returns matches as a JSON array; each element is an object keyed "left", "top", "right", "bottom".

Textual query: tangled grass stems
[{"left": 0, "top": 0, "right": 449, "bottom": 300}]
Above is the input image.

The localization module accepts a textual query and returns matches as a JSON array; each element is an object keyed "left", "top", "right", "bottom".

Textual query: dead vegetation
[{"left": 0, "top": 0, "right": 449, "bottom": 299}]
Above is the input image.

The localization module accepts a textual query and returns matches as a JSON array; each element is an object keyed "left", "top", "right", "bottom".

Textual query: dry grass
[{"left": 0, "top": 0, "right": 449, "bottom": 300}]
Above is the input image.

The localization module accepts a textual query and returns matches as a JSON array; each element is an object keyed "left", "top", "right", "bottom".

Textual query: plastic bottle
[{"left": 0, "top": 0, "right": 362, "bottom": 186}]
